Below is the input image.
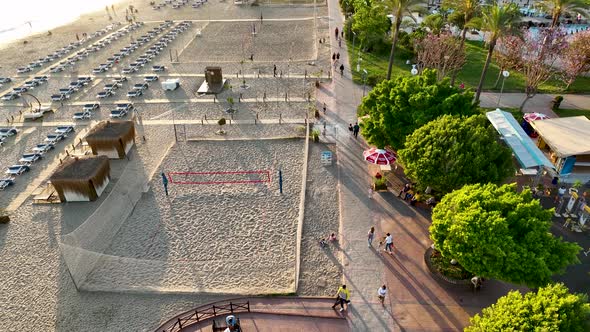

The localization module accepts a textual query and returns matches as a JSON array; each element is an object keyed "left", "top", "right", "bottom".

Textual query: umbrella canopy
[
  {"left": 523, "top": 112, "right": 550, "bottom": 123},
  {"left": 363, "top": 148, "right": 397, "bottom": 165}
]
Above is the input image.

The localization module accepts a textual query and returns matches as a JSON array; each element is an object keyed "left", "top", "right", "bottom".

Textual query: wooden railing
[{"left": 158, "top": 301, "right": 250, "bottom": 332}]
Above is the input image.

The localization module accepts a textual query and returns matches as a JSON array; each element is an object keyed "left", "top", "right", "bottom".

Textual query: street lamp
[
  {"left": 410, "top": 64, "right": 418, "bottom": 76},
  {"left": 497, "top": 70, "right": 510, "bottom": 107},
  {"left": 362, "top": 69, "right": 368, "bottom": 97}
]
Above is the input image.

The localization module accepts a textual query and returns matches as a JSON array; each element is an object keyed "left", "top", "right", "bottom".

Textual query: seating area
[{"left": 1, "top": 126, "right": 75, "bottom": 191}]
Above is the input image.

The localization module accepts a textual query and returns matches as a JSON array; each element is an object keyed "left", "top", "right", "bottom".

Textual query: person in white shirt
[
  {"left": 377, "top": 285, "right": 387, "bottom": 305},
  {"left": 384, "top": 233, "right": 393, "bottom": 253}
]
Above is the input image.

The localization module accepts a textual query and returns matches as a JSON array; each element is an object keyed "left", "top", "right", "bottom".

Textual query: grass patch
[
  {"left": 347, "top": 39, "right": 590, "bottom": 93},
  {"left": 553, "top": 108, "right": 590, "bottom": 119},
  {"left": 430, "top": 250, "right": 472, "bottom": 280}
]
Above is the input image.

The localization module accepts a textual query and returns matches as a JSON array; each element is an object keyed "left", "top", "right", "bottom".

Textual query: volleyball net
[{"left": 167, "top": 170, "right": 271, "bottom": 185}]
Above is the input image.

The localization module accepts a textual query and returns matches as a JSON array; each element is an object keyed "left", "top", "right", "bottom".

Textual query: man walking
[
  {"left": 273, "top": 64, "right": 277, "bottom": 77},
  {"left": 377, "top": 285, "right": 387, "bottom": 305},
  {"left": 384, "top": 233, "right": 393, "bottom": 254},
  {"left": 161, "top": 172, "right": 169, "bottom": 196},
  {"left": 331, "top": 284, "right": 350, "bottom": 312},
  {"left": 339, "top": 64, "right": 344, "bottom": 76},
  {"left": 353, "top": 122, "right": 360, "bottom": 138}
]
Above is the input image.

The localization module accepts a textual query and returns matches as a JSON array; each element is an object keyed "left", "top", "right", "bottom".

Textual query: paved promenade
[{"left": 318, "top": 0, "right": 529, "bottom": 330}]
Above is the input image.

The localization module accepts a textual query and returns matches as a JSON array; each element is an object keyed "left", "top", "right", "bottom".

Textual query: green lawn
[
  {"left": 553, "top": 108, "right": 590, "bottom": 119},
  {"left": 348, "top": 40, "right": 590, "bottom": 93}
]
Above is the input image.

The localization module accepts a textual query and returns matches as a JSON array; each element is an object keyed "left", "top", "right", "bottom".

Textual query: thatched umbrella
[
  {"left": 85, "top": 121, "right": 135, "bottom": 159},
  {"left": 50, "top": 156, "right": 110, "bottom": 202}
]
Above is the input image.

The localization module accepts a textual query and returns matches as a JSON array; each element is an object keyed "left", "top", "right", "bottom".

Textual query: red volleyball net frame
[{"left": 166, "top": 170, "right": 272, "bottom": 185}]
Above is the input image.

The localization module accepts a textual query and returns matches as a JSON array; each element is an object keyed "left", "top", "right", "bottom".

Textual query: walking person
[
  {"left": 339, "top": 64, "right": 344, "bottom": 76},
  {"left": 161, "top": 172, "right": 169, "bottom": 196},
  {"left": 336, "top": 52, "right": 340, "bottom": 60},
  {"left": 353, "top": 122, "right": 360, "bottom": 138},
  {"left": 384, "top": 233, "right": 394, "bottom": 254},
  {"left": 273, "top": 64, "right": 277, "bottom": 77},
  {"left": 368, "top": 186, "right": 373, "bottom": 199},
  {"left": 555, "top": 185, "right": 566, "bottom": 203},
  {"left": 377, "top": 285, "right": 387, "bottom": 305},
  {"left": 332, "top": 52, "right": 336, "bottom": 62},
  {"left": 367, "top": 226, "right": 375, "bottom": 247},
  {"left": 338, "top": 38, "right": 342, "bottom": 48},
  {"left": 335, "top": 27, "right": 339, "bottom": 38},
  {"left": 331, "top": 284, "right": 350, "bottom": 312}
]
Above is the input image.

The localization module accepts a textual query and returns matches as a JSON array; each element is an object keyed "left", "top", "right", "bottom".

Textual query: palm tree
[
  {"left": 473, "top": 3, "right": 521, "bottom": 103},
  {"left": 443, "top": 0, "right": 480, "bottom": 85},
  {"left": 385, "top": 0, "right": 427, "bottom": 80},
  {"left": 536, "top": 0, "right": 590, "bottom": 28}
]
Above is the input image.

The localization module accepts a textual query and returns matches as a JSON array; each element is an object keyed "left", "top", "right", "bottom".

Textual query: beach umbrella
[
  {"left": 363, "top": 148, "right": 397, "bottom": 165},
  {"left": 523, "top": 112, "right": 551, "bottom": 123}
]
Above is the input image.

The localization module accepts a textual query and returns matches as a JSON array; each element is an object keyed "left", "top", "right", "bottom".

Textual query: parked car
[
  {"left": 55, "top": 126, "right": 74, "bottom": 134},
  {"left": 0, "top": 128, "right": 18, "bottom": 138},
  {"left": 73, "top": 111, "right": 92, "bottom": 120},
  {"left": 133, "top": 83, "right": 149, "bottom": 91},
  {"left": 144, "top": 75, "right": 159, "bottom": 82},
  {"left": 78, "top": 76, "right": 93, "bottom": 84},
  {"left": 104, "top": 83, "right": 120, "bottom": 91},
  {"left": 19, "top": 153, "right": 42, "bottom": 163},
  {"left": 83, "top": 103, "right": 100, "bottom": 111},
  {"left": 17, "top": 67, "right": 32, "bottom": 74},
  {"left": 69, "top": 81, "right": 83, "bottom": 91},
  {"left": 122, "top": 67, "right": 136, "bottom": 74},
  {"left": 97, "top": 91, "right": 113, "bottom": 98},
  {"left": 32, "top": 143, "right": 55, "bottom": 154},
  {"left": 58, "top": 88, "right": 75, "bottom": 95},
  {"left": 51, "top": 94, "right": 68, "bottom": 101},
  {"left": 0, "top": 77, "right": 12, "bottom": 84},
  {"left": 127, "top": 89, "right": 143, "bottom": 98},
  {"left": 45, "top": 133, "right": 66, "bottom": 143},
  {"left": 1, "top": 93, "right": 20, "bottom": 101},
  {"left": 113, "top": 76, "right": 127, "bottom": 84},
  {"left": 92, "top": 67, "right": 107, "bottom": 74},
  {"left": 33, "top": 76, "right": 48, "bottom": 83},
  {"left": 109, "top": 109, "right": 128, "bottom": 118},
  {"left": 12, "top": 87, "right": 28, "bottom": 94},
  {"left": 152, "top": 65, "right": 166, "bottom": 72},
  {"left": 5, "top": 165, "right": 30, "bottom": 175},
  {"left": 24, "top": 81, "right": 39, "bottom": 88},
  {"left": 116, "top": 103, "right": 134, "bottom": 111},
  {"left": 49, "top": 66, "right": 64, "bottom": 73}
]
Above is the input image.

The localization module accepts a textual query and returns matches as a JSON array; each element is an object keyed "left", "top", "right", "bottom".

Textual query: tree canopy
[
  {"left": 466, "top": 283, "right": 590, "bottom": 332},
  {"left": 430, "top": 183, "right": 580, "bottom": 288},
  {"left": 351, "top": 3, "right": 391, "bottom": 52},
  {"left": 358, "top": 69, "right": 478, "bottom": 150},
  {"left": 398, "top": 115, "right": 513, "bottom": 195}
]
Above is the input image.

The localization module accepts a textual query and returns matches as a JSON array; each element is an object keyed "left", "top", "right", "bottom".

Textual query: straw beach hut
[
  {"left": 85, "top": 121, "right": 135, "bottom": 159},
  {"left": 50, "top": 156, "right": 110, "bottom": 202}
]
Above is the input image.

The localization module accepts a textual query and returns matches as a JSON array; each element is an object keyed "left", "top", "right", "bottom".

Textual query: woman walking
[{"left": 367, "top": 226, "right": 375, "bottom": 247}]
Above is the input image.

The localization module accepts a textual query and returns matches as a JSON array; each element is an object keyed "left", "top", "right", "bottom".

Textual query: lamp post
[
  {"left": 362, "top": 69, "right": 368, "bottom": 97},
  {"left": 410, "top": 64, "right": 418, "bottom": 76},
  {"left": 497, "top": 70, "right": 510, "bottom": 107},
  {"left": 352, "top": 31, "right": 356, "bottom": 54}
]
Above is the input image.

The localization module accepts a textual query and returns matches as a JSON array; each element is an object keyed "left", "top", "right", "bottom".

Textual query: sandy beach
[{"left": 0, "top": 0, "right": 340, "bottom": 330}]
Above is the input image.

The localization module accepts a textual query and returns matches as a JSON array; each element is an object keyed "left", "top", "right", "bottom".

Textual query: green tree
[
  {"left": 472, "top": 3, "right": 521, "bottom": 102},
  {"left": 443, "top": 0, "right": 481, "bottom": 85},
  {"left": 358, "top": 69, "right": 478, "bottom": 149},
  {"left": 422, "top": 13, "right": 446, "bottom": 35},
  {"left": 399, "top": 115, "right": 513, "bottom": 194},
  {"left": 466, "top": 283, "right": 590, "bottom": 332},
  {"left": 352, "top": 4, "right": 391, "bottom": 51},
  {"left": 384, "top": 0, "right": 427, "bottom": 80},
  {"left": 536, "top": 0, "right": 590, "bottom": 28},
  {"left": 431, "top": 183, "right": 581, "bottom": 288}
]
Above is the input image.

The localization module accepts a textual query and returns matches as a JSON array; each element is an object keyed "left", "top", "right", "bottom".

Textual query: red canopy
[{"left": 363, "top": 148, "right": 397, "bottom": 165}]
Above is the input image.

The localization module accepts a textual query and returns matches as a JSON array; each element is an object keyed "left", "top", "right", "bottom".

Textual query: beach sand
[{"left": 0, "top": 1, "right": 341, "bottom": 330}]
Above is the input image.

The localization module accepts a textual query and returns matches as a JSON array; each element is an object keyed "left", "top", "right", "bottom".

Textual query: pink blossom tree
[
  {"left": 561, "top": 32, "right": 590, "bottom": 90},
  {"left": 505, "top": 28, "right": 568, "bottom": 111},
  {"left": 414, "top": 32, "right": 466, "bottom": 81}
]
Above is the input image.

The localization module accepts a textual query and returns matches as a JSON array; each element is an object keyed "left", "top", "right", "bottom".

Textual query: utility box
[{"left": 205, "top": 66, "right": 224, "bottom": 93}]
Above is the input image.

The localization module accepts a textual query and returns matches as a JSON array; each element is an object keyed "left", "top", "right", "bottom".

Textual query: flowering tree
[
  {"left": 414, "top": 32, "right": 466, "bottom": 81},
  {"left": 561, "top": 32, "right": 590, "bottom": 90},
  {"left": 507, "top": 28, "right": 568, "bottom": 111},
  {"left": 492, "top": 35, "right": 522, "bottom": 89}
]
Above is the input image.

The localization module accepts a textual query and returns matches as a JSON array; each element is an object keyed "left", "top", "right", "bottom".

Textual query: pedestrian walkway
[
  {"left": 319, "top": 0, "right": 527, "bottom": 330},
  {"left": 479, "top": 92, "right": 590, "bottom": 117}
]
